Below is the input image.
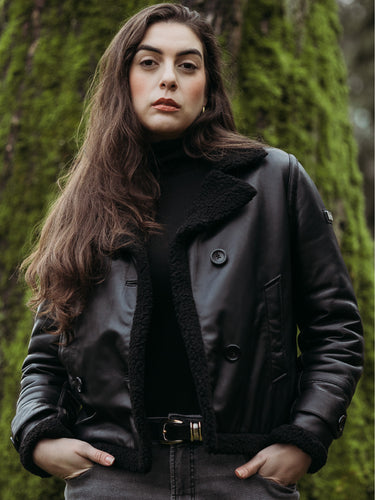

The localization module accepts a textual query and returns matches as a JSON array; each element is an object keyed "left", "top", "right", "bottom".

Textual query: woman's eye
[
  {"left": 140, "top": 59, "right": 157, "bottom": 68},
  {"left": 180, "top": 62, "right": 198, "bottom": 72}
]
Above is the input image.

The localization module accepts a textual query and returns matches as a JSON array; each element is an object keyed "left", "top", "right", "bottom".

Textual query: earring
[{"left": 202, "top": 106, "right": 206, "bottom": 113}]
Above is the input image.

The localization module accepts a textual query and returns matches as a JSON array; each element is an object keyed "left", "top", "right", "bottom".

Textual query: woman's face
[{"left": 129, "top": 22, "right": 207, "bottom": 141}]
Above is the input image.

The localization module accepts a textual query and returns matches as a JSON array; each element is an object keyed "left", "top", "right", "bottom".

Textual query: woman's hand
[
  {"left": 235, "top": 444, "right": 312, "bottom": 486},
  {"left": 33, "top": 438, "right": 115, "bottom": 480}
]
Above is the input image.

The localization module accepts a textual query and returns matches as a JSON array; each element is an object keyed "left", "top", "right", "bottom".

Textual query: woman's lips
[{"left": 152, "top": 98, "right": 180, "bottom": 112}]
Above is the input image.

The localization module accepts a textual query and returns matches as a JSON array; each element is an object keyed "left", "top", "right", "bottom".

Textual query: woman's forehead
[{"left": 138, "top": 22, "right": 204, "bottom": 55}]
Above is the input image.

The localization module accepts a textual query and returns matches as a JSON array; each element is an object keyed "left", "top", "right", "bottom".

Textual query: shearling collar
[
  {"left": 213, "top": 146, "right": 267, "bottom": 173},
  {"left": 175, "top": 147, "right": 268, "bottom": 243},
  {"left": 150, "top": 139, "right": 267, "bottom": 175},
  {"left": 116, "top": 146, "right": 268, "bottom": 250}
]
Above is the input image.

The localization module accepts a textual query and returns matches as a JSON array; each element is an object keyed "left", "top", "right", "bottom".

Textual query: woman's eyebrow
[{"left": 136, "top": 44, "right": 202, "bottom": 59}]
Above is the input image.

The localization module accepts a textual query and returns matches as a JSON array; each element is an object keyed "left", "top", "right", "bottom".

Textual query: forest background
[{"left": 0, "top": 0, "right": 373, "bottom": 499}]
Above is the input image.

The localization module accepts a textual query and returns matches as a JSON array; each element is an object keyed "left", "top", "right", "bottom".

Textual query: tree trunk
[
  {"left": 184, "top": 0, "right": 248, "bottom": 73},
  {"left": 0, "top": 1, "right": 372, "bottom": 498}
]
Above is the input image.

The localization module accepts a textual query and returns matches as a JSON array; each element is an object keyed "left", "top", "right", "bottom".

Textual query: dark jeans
[{"left": 64, "top": 443, "right": 300, "bottom": 499}]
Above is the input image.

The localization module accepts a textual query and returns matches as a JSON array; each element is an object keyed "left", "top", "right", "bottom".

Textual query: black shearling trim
[
  {"left": 215, "top": 433, "right": 269, "bottom": 455},
  {"left": 125, "top": 244, "right": 154, "bottom": 472},
  {"left": 176, "top": 169, "right": 257, "bottom": 238},
  {"left": 216, "top": 147, "right": 267, "bottom": 173},
  {"left": 88, "top": 441, "right": 148, "bottom": 472},
  {"left": 169, "top": 238, "right": 218, "bottom": 450},
  {"left": 268, "top": 424, "right": 328, "bottom": 473},
  {"left": 19, "top": 417, "right": 73, "bottom": 478}
]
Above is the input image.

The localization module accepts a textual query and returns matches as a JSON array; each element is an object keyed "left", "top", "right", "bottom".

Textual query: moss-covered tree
[{"left": 0, "top": 1, "right": 373, "bottom": 499}]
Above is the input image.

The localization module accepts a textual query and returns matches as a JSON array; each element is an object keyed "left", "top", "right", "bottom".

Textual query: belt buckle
[{"left": 162, "top": 418, "right": 184, "bottom": 445}]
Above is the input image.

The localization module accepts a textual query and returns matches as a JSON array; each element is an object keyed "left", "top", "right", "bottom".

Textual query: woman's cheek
[
  {"left": 130, "top": 73, "right": 146, "bottom": 103},
  {"left": 187, "top": 76, "right": 206, "bottom": 105}
]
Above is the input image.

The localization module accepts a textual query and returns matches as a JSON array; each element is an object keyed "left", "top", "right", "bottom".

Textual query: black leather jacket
[{"left": 11, "top": 148, "right": 363, "bottom": 476}]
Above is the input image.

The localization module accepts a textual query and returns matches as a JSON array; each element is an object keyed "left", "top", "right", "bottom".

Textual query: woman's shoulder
[
  {"left": 263, "top": 146, "right": 293, "bottom": 165},
  {"left": 260, "top": 147, "right": 307, "bottom": 183},
  {"left": 229, "top": 146, "right": 299, "bottom": 178}
]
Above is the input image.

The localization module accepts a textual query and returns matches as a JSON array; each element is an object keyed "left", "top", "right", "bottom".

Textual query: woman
[{"left": 11, "top": 3, "right": 363, "bottom": 499}]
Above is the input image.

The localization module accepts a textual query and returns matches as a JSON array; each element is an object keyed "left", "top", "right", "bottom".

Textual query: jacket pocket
[
  {"left": 264, "top": 275, "right": 288, "bottom": 382},
  {"left": 75, "top": 406, "right": 97, "bottom": 425}
]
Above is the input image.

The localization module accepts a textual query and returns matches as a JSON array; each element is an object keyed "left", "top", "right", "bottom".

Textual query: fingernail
[
  {"left": 105, "top": 456, "right": 114, "bottom": 465},
  {"left": 235, "top": 469, "right": 244, "bottom": 479}
]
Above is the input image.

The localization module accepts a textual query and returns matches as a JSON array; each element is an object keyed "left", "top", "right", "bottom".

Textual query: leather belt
[{"left": 148, "top": 415, "right": 203, "bottom": 445}]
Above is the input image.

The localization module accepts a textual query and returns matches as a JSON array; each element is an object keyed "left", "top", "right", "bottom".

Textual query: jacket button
[
  {"left": 224, "top": 344, "right": 241, "bottom": 362},
  {"left": 338, "top": 414, "right": 346, "bottom": 433},
  {"left": 210, "top": 249, "right": 227, "bottom": 266}
]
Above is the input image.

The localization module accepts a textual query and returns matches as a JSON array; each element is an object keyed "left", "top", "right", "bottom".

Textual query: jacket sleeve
[
  {"left": 285, "top": 154, "right": 364, "bottom": 466},
  {"left": 11, "top": 314, "right": 75, "bottom": 477}
]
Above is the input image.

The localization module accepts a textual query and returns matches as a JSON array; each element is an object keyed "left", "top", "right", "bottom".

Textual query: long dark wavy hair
[{"left": 23, "top": 3, "right": 261, "bottom": 336}]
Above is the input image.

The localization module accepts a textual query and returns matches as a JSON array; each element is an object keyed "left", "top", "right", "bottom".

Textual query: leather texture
[{"left": 11, "top": 148, "right": 363, "bottom": 475}]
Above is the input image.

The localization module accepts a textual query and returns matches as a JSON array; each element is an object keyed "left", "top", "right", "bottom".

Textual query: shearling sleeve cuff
[
  {"left": 18, "top": 417, "right": 74, "bottom": 478},
  {"left": 267, "top": 424, "right": 328, "bottom": 473}
]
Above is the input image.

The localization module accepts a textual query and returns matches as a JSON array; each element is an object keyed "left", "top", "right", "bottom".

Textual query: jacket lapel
[{"left": 175, "top": 147, "right": 267, "bottom": 242}]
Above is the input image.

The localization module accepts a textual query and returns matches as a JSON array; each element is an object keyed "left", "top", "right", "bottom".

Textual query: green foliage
[{"left": 0, "top": 0, "right": 373, "bottom": 498}]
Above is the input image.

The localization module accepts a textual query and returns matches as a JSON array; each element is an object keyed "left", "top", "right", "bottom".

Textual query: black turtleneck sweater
[{"left": 145, "top": 139, "right": 212, "bottom": 416}]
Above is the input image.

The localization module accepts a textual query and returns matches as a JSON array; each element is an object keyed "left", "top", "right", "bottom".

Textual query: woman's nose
[{"left": 159, "top": 64, "right": 177, "bottom": 90}]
